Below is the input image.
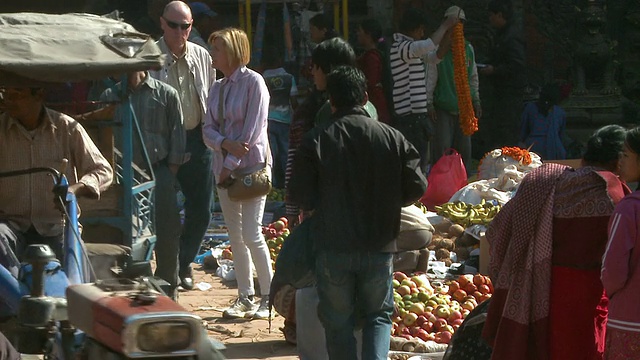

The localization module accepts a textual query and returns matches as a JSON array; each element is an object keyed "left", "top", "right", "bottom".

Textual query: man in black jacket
[
  {"left": 289, "top": 66, "right": 427, "bottom": 360},
  {"left": 480, "top": 0, "right": 526, "bottom": 151}
]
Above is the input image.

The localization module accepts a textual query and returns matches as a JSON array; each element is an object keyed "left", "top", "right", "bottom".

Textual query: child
[
  {"left": 262, "top": 47, "right": 298, "bottom": 189},
  {"left": 601, "top": 126, "right": 640, "bottom": 359}
]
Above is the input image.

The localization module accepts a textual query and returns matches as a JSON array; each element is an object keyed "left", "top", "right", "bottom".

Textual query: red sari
[
  {"left": 548, "top": 169, "right": 628, "bottom": 359},
  {"left": 483, "top": 165, "right": 629, "bottom": 360},
  {"left": 356, "top": 49, "right": 391, "bottom": 124}
]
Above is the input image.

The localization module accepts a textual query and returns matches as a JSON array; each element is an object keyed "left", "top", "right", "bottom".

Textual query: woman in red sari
[
  {"left": 356, "top": 19, "right": 391, "bottom": 124},
  {"left": 483, "top": 125, "right": 630, "bottom": 360}
]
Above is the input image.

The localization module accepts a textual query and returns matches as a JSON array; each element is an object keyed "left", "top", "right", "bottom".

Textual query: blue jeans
[
  {"left": 315, "top": 251, "right": 394, "bottom": 360},
  {"left": 268, "top": 120, "right": 290, "bottom": 189},
  {"left": 177, "top": 125, "right": 213, "bottom": 276}
]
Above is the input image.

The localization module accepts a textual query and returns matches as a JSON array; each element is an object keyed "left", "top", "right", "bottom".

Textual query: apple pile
[
  {"left": 391, "top": 272, "right": 493, "bottom": 349},
  {"left": 263, "top": 217, "right": 290, "bottom": 267},
  {"left": 222, "top": 217, "right": 290, "bottom": 269}
]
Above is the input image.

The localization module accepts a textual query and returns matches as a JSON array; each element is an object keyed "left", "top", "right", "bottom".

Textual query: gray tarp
[{"left": 0, "top": 12, "right": 165, "bottom": 85}]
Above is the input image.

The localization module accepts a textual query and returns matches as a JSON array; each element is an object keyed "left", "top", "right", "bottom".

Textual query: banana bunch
[
  {"left": 434, "top": 200, "right": 501, "bottom": 227},
  {"left": 414, "top": 201, "right": 428, "bottom": 214}
]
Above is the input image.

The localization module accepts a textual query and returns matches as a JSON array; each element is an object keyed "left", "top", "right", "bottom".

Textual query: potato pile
[{"left": 429, "top": 220, "right": 479, "bottom": 265}]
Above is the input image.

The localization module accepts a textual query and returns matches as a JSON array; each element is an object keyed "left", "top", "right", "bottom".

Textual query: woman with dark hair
[
  {"left": 483, "top": 125, "right": 630, "bottom": 359},
  {"left": 601, "top": 126, "right": 640, "bottom": 359},
  {"left": 308, "top": 13, "right": 338, "bottom": 44},
  {"left": 356, "top": 18, "right": 391, "bottom": 124},
  {"left": 520, "top": 83, "right": 567, "bottom": 160}
]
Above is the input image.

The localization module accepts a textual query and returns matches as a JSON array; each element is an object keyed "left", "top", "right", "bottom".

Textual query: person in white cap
[{"left": 425, "top": 5, "right": 481, "bottom": 172}]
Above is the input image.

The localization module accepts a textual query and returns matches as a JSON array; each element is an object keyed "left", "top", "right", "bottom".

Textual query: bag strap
[
  {"left": 218, "top": 81, "right": 228, "bottom": 157},
  {"left": 218, "top": 81, "right": 226, "bottom": 136}
]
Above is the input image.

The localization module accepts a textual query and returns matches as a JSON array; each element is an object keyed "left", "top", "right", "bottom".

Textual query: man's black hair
[
  {"left": 309, "top": 13, "right": 339, "bottom": 41},
  {"left": 326, "top": 66, "right": 367, "bottom": 109},
  {"left": 399, "top": 8, "right": 427, "bottom": 34},
  {"left": 311, "top": 37, "right": 356, "bottom": 75},
  {"left": 360, "top": 18, "right": 383, "bottom": 42},
  {"left": 487, "top": 0, "right": 513, "bottom": 20},
  {"left": 309, "top": 13, "right": 331, "bottom": 31}
]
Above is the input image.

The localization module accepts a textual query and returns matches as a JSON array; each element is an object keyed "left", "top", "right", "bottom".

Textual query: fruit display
[
  {"left": 434, "top": 200, "right": 501, "bottom": 227},
  {"left": 390, "top": 272, "right": 493, "bottom": 351},
  {"left": 222, "top": 217, "right": 290, "bottom": 269},
  {"left": 262, "top": 217, "right": 290, "bottom": 268}
]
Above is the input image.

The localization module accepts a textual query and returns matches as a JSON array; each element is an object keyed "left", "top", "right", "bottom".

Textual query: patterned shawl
[{"left": 482, "top": 163, "right": 568, "bottom": 360}]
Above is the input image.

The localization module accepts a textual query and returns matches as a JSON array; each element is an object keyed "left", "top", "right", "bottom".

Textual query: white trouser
[{"left": 217, "top": 188, "right": 272, "bottom": 297}]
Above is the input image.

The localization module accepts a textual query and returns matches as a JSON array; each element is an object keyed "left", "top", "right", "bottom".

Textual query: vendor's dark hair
[
  {"left": 327, "top": 66, "right": 366, "bottom": 109},
  {"left": 360, "top": 18, "right": 382, "bottom": 42},
  {"left": 625, "top": 126, "right": 640, "bottom": 156},
  {"left": 311, "top": 37, "right": 356, "bottom": 75},
  {"left": 309, "top": 13, "right": 338, "bottom": 40},
  {"left": 400, "top": 8, "right": 427, "bottom": 34},
  {"left": 487, "top": 0, "right": 513, "bottom": 20},
  {"left": 583, "top": 125, "right": 627, "bottom": 165}
]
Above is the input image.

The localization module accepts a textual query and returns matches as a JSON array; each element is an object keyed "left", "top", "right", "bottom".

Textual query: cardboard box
[{"left": 479, "top": 235, "right": 490, "bottom": 275}]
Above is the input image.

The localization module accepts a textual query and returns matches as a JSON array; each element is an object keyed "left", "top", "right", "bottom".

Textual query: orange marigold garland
[
  {"left": 477, "top": 146, "right": 533, "bottom": 174},
  {"left": 452, "top": 23, "right": 478, "bottom": 136},
  {"left": 500, "top": 146, "right": 532, "bottom": 165}
]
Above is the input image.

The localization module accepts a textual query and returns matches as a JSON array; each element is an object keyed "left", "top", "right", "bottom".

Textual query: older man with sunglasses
[{"left": 150, "top": 0, "right": 215, "bottom": 293}]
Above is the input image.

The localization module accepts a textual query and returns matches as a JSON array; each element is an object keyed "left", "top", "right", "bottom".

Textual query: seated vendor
[
  {"left": 393, "top": 204, "right": 434, "bottom": 273},
  {"left": 397, "top": 204, "right": 434, "bottom": 251},
  {"left": 0, "top": 87, "right": 113, "bottom": 277}
]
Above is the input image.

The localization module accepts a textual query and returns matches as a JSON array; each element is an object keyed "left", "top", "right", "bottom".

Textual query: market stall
[{"left": 201, "top": 144, "right": 543, "bottom": 358}]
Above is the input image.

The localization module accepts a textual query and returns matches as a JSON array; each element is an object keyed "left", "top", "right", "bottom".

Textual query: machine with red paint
[{"left": 67, "top": 279, "right": 206, "bottom": 359}]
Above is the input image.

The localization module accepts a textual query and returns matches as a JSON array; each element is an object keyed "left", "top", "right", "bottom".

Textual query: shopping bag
[{"left": 421, "top": 149, "right": 468, "bottom": 211}]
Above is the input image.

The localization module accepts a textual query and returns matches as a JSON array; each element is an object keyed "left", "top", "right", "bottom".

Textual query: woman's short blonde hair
[{"left": 208, "top": 28, "right": 251, "bottom": 67}]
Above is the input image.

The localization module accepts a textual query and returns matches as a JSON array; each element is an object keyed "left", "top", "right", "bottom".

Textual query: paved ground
[{"left": 178, "top": 264, "right": 298, "bottom": 360}]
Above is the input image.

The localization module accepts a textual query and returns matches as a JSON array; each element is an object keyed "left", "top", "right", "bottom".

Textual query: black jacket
[
  {"left": 490, "top": 23, "right": 526, "bottom": 90},
  {"left": 289, "top": 106, "right": 427, "bottom": 253}
]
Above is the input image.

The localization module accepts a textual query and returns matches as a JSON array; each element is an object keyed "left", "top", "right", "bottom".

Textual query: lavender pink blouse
[{"left": 203, "top": 66, "right": 271, "bottom": 180}]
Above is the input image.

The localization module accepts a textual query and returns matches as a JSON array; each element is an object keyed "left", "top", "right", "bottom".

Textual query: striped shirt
[
  {"left": 0, "top": 108, "right": 113, "bottom": 236},
  {"left": 390, "top": 33, "right": 440, "bottom": 116},
  {"left": 203, "top": 66, "right": 272, "bottom": 180}
]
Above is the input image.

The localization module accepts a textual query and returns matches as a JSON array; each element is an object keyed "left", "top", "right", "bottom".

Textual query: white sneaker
[
  {"left": 249, "top": 298, "right": 273, "bottom": 320},
  {"left": 223, "top": 295, "right": 257, "bottom": 319}
]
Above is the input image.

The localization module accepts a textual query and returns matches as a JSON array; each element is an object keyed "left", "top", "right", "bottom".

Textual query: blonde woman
[{"left": 203, "top": 28, "right": 273, "bottom": 319}]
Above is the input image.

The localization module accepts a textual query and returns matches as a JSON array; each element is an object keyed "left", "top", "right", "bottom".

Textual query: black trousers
[{"left": 394, "top": 113, "right": 434, "bottom": 175}]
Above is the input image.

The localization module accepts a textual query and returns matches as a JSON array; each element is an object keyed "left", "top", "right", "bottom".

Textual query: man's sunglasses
[{"left": 163, "top": 17, "right": 192, "bottom": 30}]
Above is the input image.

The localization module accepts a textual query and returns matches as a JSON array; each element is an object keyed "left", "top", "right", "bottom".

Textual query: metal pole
[
  {"left": 239, "top": 2, "right": 245, "bottom": 32},
  {"left": 342, "top": 0, "right": 348, "bottom": 40},
  {"left": 246, "top": 0, "right": 252, "bottom": 48},
  {"left": 334, "top": 1, "right": 340, "bottom": 36},
  {"left": 121, "top": 74, "right": 133, "bottom": 250}
]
